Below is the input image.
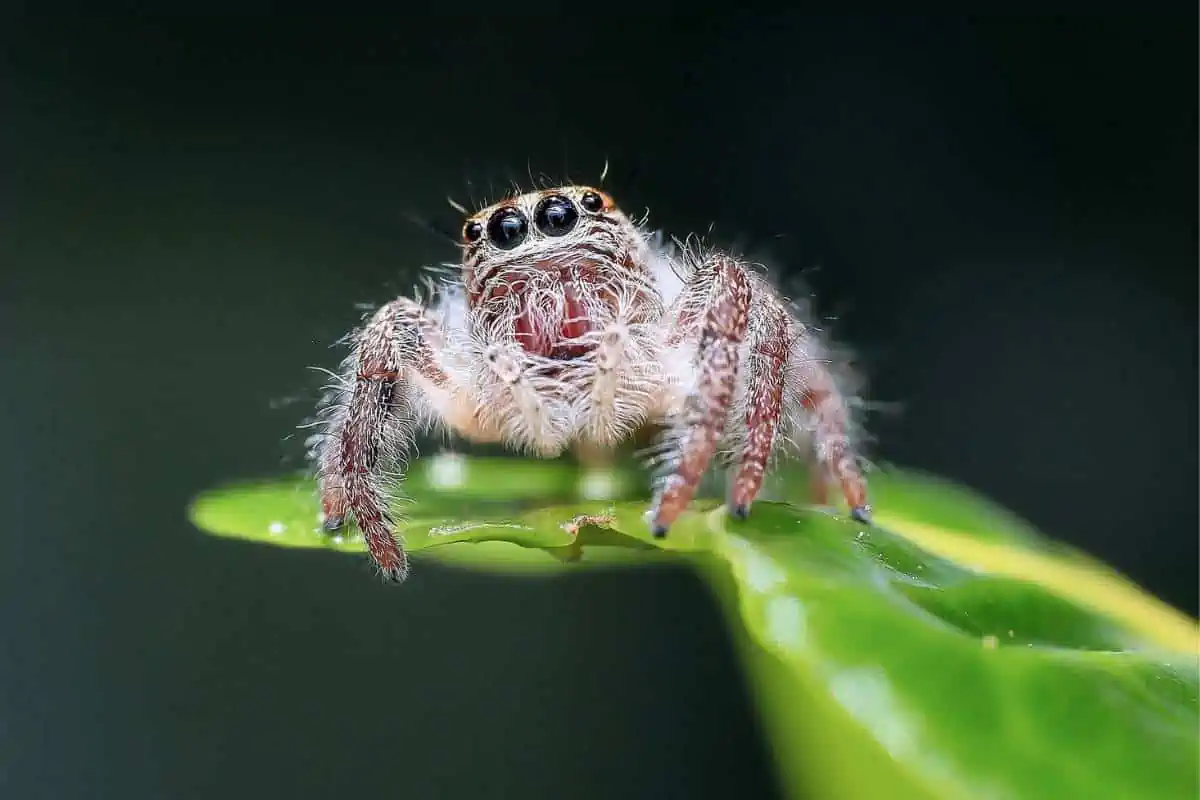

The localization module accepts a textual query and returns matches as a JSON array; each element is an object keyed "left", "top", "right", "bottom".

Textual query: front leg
[
  {"left": 649, "top": 254, "right": 751, "bottom": 536},
  {"left": 314, "top": 298, "right": 453, "bottom": 582}
]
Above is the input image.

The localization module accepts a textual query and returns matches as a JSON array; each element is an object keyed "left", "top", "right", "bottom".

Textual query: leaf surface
[{"left": 189, "top": 456, "right": 1200, "bottom": 799}]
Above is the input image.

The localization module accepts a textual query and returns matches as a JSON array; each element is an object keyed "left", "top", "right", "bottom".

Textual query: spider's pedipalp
[
  {"left": 566, "top": 281, "right": 664, "bottom": 447},
  {"left": 477, "top": 343, "right": 571, "bottom": 456}
]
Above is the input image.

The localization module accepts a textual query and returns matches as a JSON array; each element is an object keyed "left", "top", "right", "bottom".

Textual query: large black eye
[
  {"left": 486, "top": 207, "right": 528, "bottom": 250},
  {"left": 580, "top": 191, "right": 605, "bottom": 213},
  {"left": 463, "top": 220, "right": 483, "bottom": 243},
  {"left": 534, "top": 195, "right": 579, "bottom": 236}
]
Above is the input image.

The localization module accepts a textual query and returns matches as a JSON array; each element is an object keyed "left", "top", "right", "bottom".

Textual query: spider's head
[
  {"left": 457, "top": 186, "right": 652, "bottom": 356},
  {"left": 459, "top": 186, "right": 636, "bottom": 278}
]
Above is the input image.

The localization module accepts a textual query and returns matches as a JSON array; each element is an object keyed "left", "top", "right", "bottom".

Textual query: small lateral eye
[
  {"left": 486, "top": 206, "right": 529, "bottom": 250},
  {"left": 580, "top": 191, "right": 605, "bottom": 213},
  {"left": 534, "top": 195, "right": 579, "bottom": 237},
  {"left": 463, "top": 220, "right": 484, "bottom": 243}
]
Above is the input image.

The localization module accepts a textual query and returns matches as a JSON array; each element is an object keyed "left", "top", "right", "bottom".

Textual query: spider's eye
[
  {"left": 486, "top": 207, "right": 528, "bottom": 250},
  {"left": 463, "top": 220, "right": 484, "bottom": 243},
  {"left": 580, "top": 191, "right": 605, "bottom": 213},
  {"left": 533, "top": 195, "right": 579, "bottom": 237}
]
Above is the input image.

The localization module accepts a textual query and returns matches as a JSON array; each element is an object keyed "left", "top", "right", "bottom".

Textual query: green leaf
[{"left": 188, "top": 455, "right": 1200, "bottom": 799}]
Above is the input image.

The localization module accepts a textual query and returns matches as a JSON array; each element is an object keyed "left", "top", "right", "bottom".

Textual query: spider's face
[
  {"left": 457, "top": 186, "right": 650, "bottom": 357},
  {"left": 459, "top": 186, "right": 639, "bottom": 300}
]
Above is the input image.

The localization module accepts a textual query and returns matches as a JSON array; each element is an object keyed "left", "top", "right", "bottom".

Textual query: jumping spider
[{"left": 311, "top": 185, "right": 872, "bottom": 581}]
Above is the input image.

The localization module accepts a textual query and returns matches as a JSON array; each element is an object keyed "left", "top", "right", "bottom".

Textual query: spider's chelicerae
[{"left": 311, "top": 185, "right": 872, "bottom": 582}]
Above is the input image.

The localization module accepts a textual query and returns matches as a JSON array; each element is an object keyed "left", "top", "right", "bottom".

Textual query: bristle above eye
[{"left": 403, "top": 211, "right": 460, "bottom": 245}]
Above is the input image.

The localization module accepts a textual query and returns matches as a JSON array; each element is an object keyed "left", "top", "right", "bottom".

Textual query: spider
[{"left": 310, "top": 185, "right": 872, "bottom": 582}]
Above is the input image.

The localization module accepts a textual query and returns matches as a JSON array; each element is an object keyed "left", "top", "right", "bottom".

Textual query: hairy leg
[
  {"left": 649, "top": 254, "right": 751, "bottom": 536},
  {"left": 729, "top": 301, "right": 789, "bottom": 517},
  {"left": 728, "top": 294, "right": 872, "bottom": 522},
  {"left": 316, "top": 298, "right": 453, "bottom": 582},
  {"left": 577, "top": 313, "right": 662, "bottom": 448},
  {"left": 795, "top": 359, "right": 872, "bottom": 522}
]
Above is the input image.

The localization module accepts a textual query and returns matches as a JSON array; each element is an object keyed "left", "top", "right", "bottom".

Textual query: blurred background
[{"left": 2, "top": 11, "right": 1195, "bottom": 800}]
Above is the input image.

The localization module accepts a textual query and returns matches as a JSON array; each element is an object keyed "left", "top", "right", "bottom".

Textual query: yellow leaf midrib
[{"left": 876, "top": 513, "right": 1200, "bottom": 655}]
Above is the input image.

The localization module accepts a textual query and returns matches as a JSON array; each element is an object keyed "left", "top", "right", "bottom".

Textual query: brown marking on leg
[
  {"left": 318, "top": 299, "right": 448, "bottom": 582},
  {"left": 650, "top": 255, "right": 751, "bottom": 535},
  {"left": 664, "top": 307, "right": 700, "bottom": 347},
  {"left": 730, "top": 304, "right": 789, "bottom": 516},
  {"left": 799, "top": 378, "right": 871, "bottom": 521},
  {"left": 357, "top": 368, "right": 400, "bottom": 381},
  {"left": 320, "top": 476, "right": 348, "bottom": 528}
]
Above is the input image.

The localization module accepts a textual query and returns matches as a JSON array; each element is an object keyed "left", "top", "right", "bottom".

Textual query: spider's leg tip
[
  {"left": 729, "top": 503, "right": 750, "bottom": 520},
  {"left": 379, "top": 564, "right": 411, "bottom": 584},
  {"left": 850, "top": 505, "right": 873, "bottom": 525},
  {"left": 321, "top": 516, "right": 346, "bottom": 532},
  {"left": 650, "top": 523, "right": 669, "bottom": 539}
]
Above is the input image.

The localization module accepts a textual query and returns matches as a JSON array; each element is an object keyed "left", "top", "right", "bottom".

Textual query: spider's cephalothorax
[{"left": 311, "top": 185, "right": 872, "bottom": 581}]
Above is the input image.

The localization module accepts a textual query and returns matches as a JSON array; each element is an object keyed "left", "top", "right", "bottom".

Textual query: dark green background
[{"left": 2, "top": 11, "right": 1195, "bottom": 800}]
